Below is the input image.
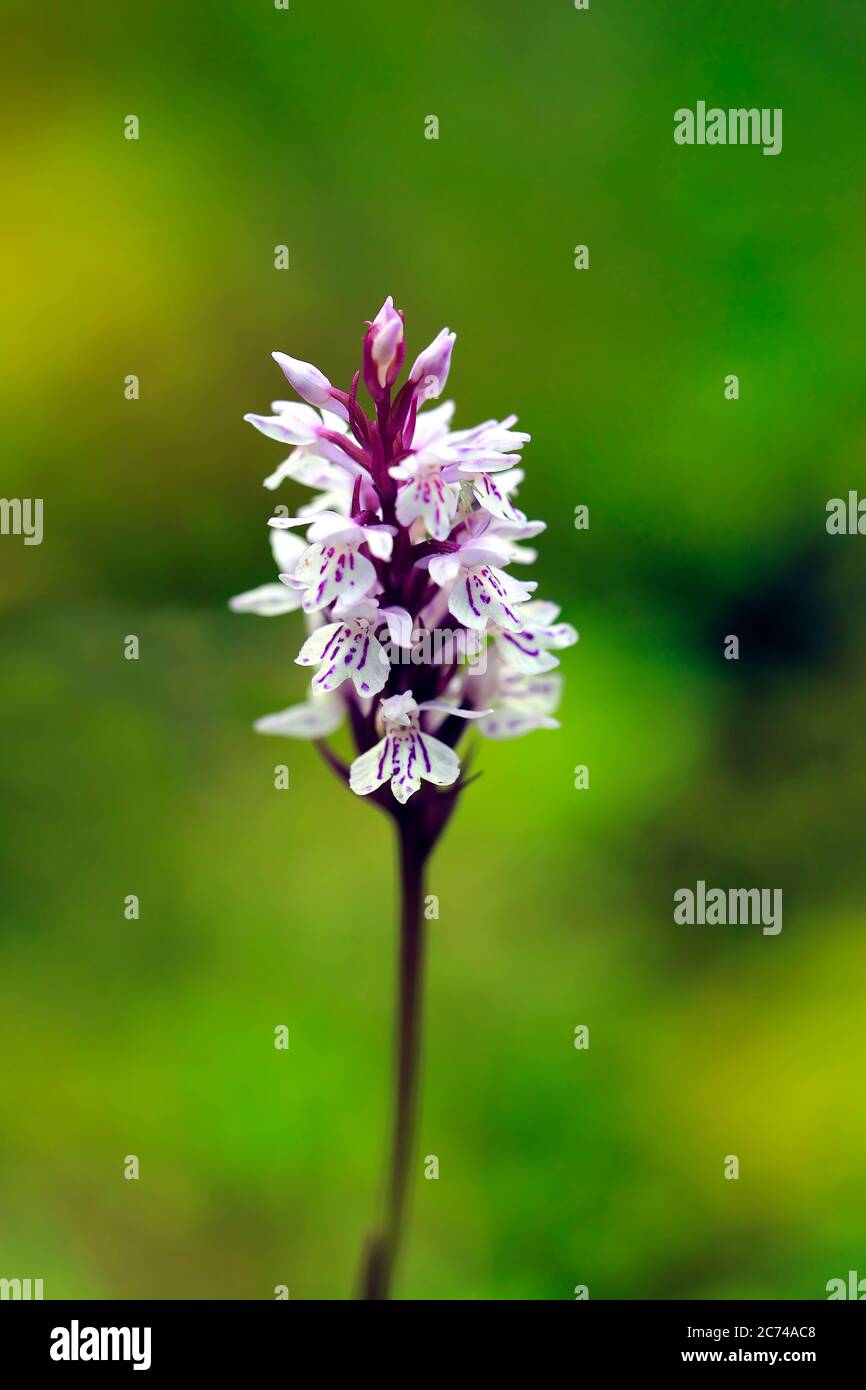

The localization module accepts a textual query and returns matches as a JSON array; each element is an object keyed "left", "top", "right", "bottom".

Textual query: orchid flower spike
[{"left": 232, "top": 299, "right": 576, "bottom": 811}]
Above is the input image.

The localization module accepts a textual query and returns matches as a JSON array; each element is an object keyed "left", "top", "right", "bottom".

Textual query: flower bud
[
  {"left": 363, "top": 296, "right": 405, "bottom": 398},
  {"left": 271, "top": 352, "right": 348, "bottom": 422},
  {"left": 408, "top": 328, "right": 455, "bottom": 404}
]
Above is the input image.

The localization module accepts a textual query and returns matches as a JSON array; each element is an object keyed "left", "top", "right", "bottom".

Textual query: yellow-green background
[{"left": 2, "top": 0, "right": 865, "bottom": 1299}]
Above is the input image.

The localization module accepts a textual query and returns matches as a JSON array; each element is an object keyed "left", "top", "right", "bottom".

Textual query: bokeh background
[{"left": 2, "top": 0, "right": 866, "bottom": 1299}]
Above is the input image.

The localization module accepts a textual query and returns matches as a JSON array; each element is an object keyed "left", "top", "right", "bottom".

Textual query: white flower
[
  {"left": 289, "top": 544, "right": 378, "bottom": 613},
  {"left": 425, "top": 538, "right": 537, "bottom": 632},
  {"left": 441, "top": 415, "right": 530, "bottom": 472},
  {"left": 490, "top": 601, "right": 579, "bottom": 673},
  {"left": 468, "top": 467, "right": 526, "bottom": 523},
  {"left": 390, "top": 453, "right": 461, "bottom": 541},
  {"left": 296, "top": 599, "right": 391, "bottom": 698},
  {"left": 349, "top": 692, "right": 487, "bottom": 804},
  {"left": 448, "top": 564, "right": 536, "bottom": 632},
  {"left": 269, "top": 511, "right": 396, "bottom": 613},
  {"left": 476, "top": 669, "right": 564, "bottom": 740},
  {"left": 395, "top": 412, "right": 531, "bottom": 525}
]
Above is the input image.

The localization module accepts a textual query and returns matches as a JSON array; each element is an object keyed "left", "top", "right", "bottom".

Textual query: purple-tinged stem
[{"left": 359, "top": 818, "right": 427, "bottom": 1300}]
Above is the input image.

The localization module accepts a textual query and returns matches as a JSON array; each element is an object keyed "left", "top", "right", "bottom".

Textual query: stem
[{"left": 358, "top": 819, "right": 427, "bottom": 1300}]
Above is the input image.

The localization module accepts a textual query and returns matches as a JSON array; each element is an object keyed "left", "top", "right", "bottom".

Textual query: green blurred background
[{"left": 2, "top": 0, "right": 866, "bottom": 1299}]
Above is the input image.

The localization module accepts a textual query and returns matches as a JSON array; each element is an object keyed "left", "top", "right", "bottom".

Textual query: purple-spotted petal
[
  {"left": 297, "top": 619, "right": 390, "bottom": 697},
  {"left": 447, "top": 564, "right": 536, "bottom": 632},
  {"left": 294, "top": 543, "right": 378, "bottom": 613},
  {"left": 394, "top": 471, "right": 460, "bottom": 541}
]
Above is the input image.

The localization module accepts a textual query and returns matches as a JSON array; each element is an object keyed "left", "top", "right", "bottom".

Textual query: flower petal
[
  {"left": 476, "top": 711, "right": 560, "bottom": 740},
  {"left": 380, "top": 605, "right": 414, "bottom": 649},
  {"left": 416, "top": 732, "right": 461, "bottom": 786},
  {"left": 418, "top": 701, "right": 492, "bottom": 720},
  {"left": 362, "top": 525, "right": 396, "bottom": 561},
  {"left": 244, "top": 402, "right": 322, "bottom": 445},
  {"left": 300, "top": 622, "right": 390, "bottom": 697},
  {"left": 349, "top": 735, "right": 391, "bottom": 796},
  {"left": 448, "top": 565, "right": 536, "bottom": 632},
  {"left": 296, "top": 544, "right": 378, "bottom": 612},
  {"left": 411, "top": 401, "right": 456, "bottom": 450},
  {"left": 395, "top": 473, "right": 460, "bottom": 540},
  {"left": 254, "top": 695, "right": 344, "bottom": 739},
  {"left": 495, "top": 634, "right": 562, "bottom": 673},
  {"left": 229, "top": 582, "right": 304, "bottom": 616},
  {"left": 472, "top": 472, "right": 526, "bottom": 523},
  {"left": 427, "top": 552, "right": 462, "bottom": 586},
  {"left": 389, "top": 733, "right": 423, "bottom": 802},
  {"left": 295, "top": 623, "right": 342, "bottom": 665}
]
